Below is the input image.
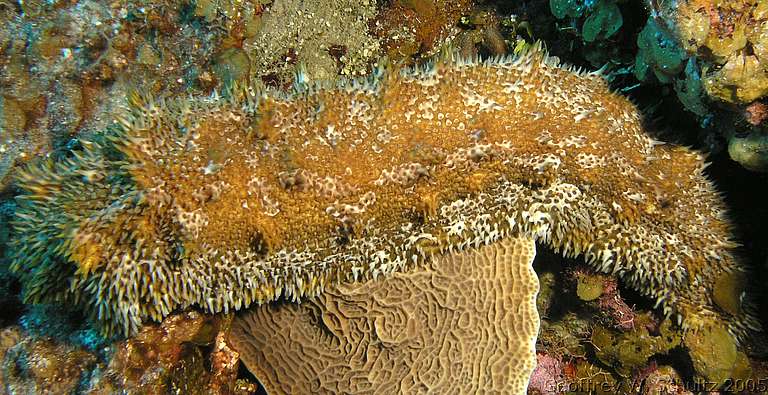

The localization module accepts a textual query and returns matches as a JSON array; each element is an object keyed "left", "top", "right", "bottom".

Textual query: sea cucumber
[{"left": 11, "top": 47, "right": 756, "bottom": 337}]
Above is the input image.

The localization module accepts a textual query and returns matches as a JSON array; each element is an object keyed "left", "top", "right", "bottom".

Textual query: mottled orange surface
[{"left": 12, "top": 48, "right": 756, "bottom": 337}]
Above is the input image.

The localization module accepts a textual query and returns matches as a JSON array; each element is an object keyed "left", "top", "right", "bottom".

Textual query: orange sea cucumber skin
[{"left": 13, "top": 51, "right": 752, "bottom": 336}]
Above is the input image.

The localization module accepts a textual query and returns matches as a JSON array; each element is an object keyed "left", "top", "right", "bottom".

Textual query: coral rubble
[{"left": 10, "top": 45, "right": 757, "bottom": 348}]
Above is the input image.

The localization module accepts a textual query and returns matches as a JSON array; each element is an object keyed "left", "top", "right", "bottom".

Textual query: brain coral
[
  {"left": 10, "top": 45, "right": 757, "bottom": 338},
  {"left": 228, "top": 236, "right": 539, "bottom": 394}
]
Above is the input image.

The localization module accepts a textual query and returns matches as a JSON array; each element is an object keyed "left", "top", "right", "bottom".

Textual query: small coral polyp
[{"left": 11, "top": 47, "right": 756, "bottom": 337}]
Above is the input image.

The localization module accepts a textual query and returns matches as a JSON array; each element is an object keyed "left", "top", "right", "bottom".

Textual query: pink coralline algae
[
  {"left": 529, "top": 352, "right": 566, "bottom": 395},
  {"left": 598, "top": 277, "right": 637, "bottom": 330}
]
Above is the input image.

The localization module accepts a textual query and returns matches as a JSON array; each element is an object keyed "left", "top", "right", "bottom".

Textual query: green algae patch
[
  {"left": 684, "top": 322, "right": 751, "bottom": 386},
  {"left": 634, "top": 18, "right": 686, "bottom": 84},
  {"left": 582, "top": 1, "right": 622, "bottom": 43},
  {"left": 570, "top": 359, "right": 622, "bottom": 395},
  {"left": 713, "top": 270, "right": 748, "bottom": 316},
  {"left": 728, "top": 132, "right": 768, "bottom": 173},
  {"left": 591, "top": 313, "right": 681, "bottom": 377},
  {"left": 576, "top": 272, "right": 605, "bottom": 301}
]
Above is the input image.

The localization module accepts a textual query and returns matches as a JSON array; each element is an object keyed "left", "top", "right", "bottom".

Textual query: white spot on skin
[
  {"left": 461, "top": 89, "right": 504, "bottom": 112},
  {"left": 574, "top": 109, "right": 594, "bottom": 122},
  {"left": 325, "top": 125, "right": 343, "bottom": 147},
  {"left": 623, "top": 191, "right": 646, "bottom": 203}
]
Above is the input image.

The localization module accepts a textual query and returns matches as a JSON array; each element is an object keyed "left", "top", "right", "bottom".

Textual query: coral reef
[
  {"left": 635, "top": 0, "right": 768, "bottom": 171},
  {"left": 2, "top": 1, "right": 768, "bottom": 392},
  {"left": 10, "top": 46, "right": 756, "bottom": 344},
  {"left": 228, "top": 236, "right": 539, "bottom": 393},
  {"left": 0, "top": 310, "right": 257, "bottom": 394},
  {"left": 536, "top": 259, "right": 766, "bottom": 392},
  {"left": 640, "top": 0, "right": 768, "bottom": 104},
  {"left": 672, "top": 0, "right": 768, "bottom": 105},
  {"left": 0, "top": 0, "right": 234, "bottom": 192}
]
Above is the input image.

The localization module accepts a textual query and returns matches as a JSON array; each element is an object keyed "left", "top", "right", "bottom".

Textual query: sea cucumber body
[{"left": 12, "top": 50, "right": 752, "bottom": 336}]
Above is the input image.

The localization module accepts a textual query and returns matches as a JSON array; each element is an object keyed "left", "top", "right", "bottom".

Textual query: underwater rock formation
[
  {"left": 0, "top": 326, "right": 97, "bottom": 394},
  {"left": 228, "top": 236, "right": 539, "bottom": 394},
  {"left": 10, "top": 46, "right": 756, "bottom": 343},
  {"left": 92, "top": 311, "right": 256, "bottom": 394}
]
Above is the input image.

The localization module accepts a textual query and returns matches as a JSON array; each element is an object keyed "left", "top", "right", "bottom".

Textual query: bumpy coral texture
[
  {"left": 11, "top": 47, "right": 756, "bottom": 336},
  {"left": 228, "top": 237, "right": 539, "bottom": 394}
]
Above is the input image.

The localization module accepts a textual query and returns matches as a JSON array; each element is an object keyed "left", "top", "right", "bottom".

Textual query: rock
[{"left": 728, "top": 132, "right": 768, "bottom": 172}]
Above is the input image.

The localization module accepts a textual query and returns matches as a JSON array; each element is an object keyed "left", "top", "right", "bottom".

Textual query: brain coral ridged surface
[
  {"left": 228, "top": 237, "right": 539, "bottom": 394},
  {"left": 10, "top": 47, "right": 756, "bottom": 337}
]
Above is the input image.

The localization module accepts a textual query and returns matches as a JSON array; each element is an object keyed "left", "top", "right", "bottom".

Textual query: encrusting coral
[
  {"left": 228, "top": 236, "right": 539, "bottom": 394},
  {"left": 10, "top": 45, "right": 757, "bottom": 342},
  {"left": 671, "top": 0, "right": 768, "bottom": 105}
]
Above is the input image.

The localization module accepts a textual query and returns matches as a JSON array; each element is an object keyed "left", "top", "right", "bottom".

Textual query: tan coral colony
[
  {"left": 229, "top": 236, "right": 540, "bottom": 394},
  {"left": 12, "top": 46, "right": 756, "bottom": 353}
]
